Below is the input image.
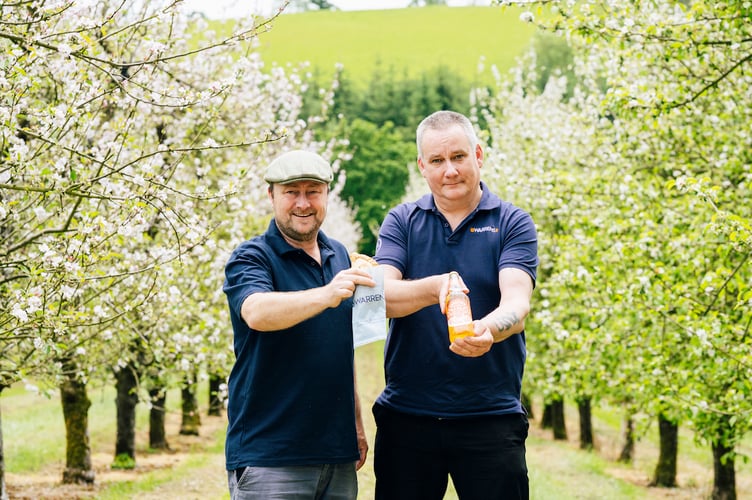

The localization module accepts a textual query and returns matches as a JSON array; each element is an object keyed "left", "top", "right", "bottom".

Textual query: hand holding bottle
[{"left": 443, "top": 271, "right": 494, "bottom": 357}]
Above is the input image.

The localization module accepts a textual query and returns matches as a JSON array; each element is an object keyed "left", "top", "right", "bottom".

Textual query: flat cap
[{"left": 263, "top": 150, "right": 334, "bottom": 185}]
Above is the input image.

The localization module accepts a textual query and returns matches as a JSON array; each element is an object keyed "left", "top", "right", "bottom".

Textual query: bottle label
[{"left": 447, "top": 297, "right": 472, "bottom": 325}]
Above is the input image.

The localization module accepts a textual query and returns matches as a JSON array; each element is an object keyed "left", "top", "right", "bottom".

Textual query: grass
[
  {"left": 3, "top": 345, "right": 752, "bottom": 499},
  {"left": 94, "top": 449, "right": 226, "bottom": 500},
  {"left": 217, "top": 5, "right": 539, "bottom": 89},
  {"left": 2, "top": 384, "right": 181, "bottom": 474},
  {"left": 4, "top": 389, "right": 66, "bottom": 473},
  {"left": 527, "top": 433, "right": 647, "bottom": 500}
]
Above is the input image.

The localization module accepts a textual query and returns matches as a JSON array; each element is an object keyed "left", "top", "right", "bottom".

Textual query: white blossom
[
  {"left": 57, "top": 43, "right": 73, "bottom": 57},
  {"left": 26, "top": 295, "right": 43, "bottom": 314},
  {"left": 11, "top": 305, "right": 28, "bottom": 322}
]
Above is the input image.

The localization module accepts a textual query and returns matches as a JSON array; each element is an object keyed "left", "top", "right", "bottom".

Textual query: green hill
[{"left": 250, "top": 5, "right": 538, "bottom": 87}]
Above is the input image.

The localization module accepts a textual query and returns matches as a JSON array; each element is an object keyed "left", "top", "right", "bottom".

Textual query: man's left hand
[{"left": 449, "top": 326, "right": 494, "bottom": 357}]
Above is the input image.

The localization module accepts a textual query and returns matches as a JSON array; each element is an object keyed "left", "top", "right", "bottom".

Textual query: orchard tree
[
  {"left": 483, "top": 1, "right": 752, "bottom": 497},
  {"left": 472, "top": 54, "right": 637, "bottom": 445},
  {"left": 0, "top": 0, "right": 361, "bottom": 490}
]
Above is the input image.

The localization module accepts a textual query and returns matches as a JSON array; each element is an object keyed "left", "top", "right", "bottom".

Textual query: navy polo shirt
[
  {"left": 374, "top": 182, "right": 538, "bottom": 418},
  {"left": 222, "top": 219, "right": 358, "bottom": 469}
]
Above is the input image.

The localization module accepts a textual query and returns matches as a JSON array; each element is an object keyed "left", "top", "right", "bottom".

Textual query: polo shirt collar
[
  {"left": 415, "top": 181, "right": 499, "bottom": 213},
  {"left": 265, "top": 218, "right": 336, "bottom": 262}
]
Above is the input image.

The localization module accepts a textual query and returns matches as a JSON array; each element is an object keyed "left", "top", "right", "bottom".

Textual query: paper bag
[{"left": 352, "top": 266, "right": 387, "bottom": 348}]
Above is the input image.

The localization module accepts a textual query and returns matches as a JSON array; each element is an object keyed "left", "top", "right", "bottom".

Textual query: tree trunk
[
  {"left": 651, "top": 413, "right": 678, "bottom": 487},
  {"left": 551, "top": 398, "right": 567, "bottom": 441},
  {"left": 180, "top": 374, "right": 200, "bottom": 436},
  {"left": 60, "top": 372, "right": 95, "bottom": 484},
  {"left": 711, "top": 437, "right": 736, "bottom": 500},
  {"left": 149, "top": 386, "right": 170, "bottom": 450},
  {"left": 521, "top": 391, "right": 533, "bottom": 421},
  {"left": 113, "top": 363, "right": 139, "bottom": 468},
  {"left": 577, "top": 397, "right": 594, "bottom": 450},
  {"left": 1, "top": 392, "right": 7, "bottom": 500},
  {"left": 208, "top": 374, "right": 223, "bottom": 417},
  {"left": 618, "top": 415, "right": 635, "bottom": 463},
  {"left": 541, "top": 402, "right": 552, "bottom": 429}
]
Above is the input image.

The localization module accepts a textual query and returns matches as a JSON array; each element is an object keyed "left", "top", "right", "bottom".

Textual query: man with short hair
[
  {"left": 373, "top": 111, "right": 539, "bottom": 500},
  {"left": 223, "top": 150, "right": 372, "bottom": 500}
]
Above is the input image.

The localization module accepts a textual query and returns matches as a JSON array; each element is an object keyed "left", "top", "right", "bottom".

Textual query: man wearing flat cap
[{"left": 223, "top": 150, "right": 374, "bottom": 499}]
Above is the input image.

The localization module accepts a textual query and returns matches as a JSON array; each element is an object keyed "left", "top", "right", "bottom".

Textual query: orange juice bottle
[{"left": 446, "top": 271, "right": 474, "bottom": 343}]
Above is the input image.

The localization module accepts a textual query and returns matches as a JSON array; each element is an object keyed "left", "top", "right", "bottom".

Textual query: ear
[
  {"left": 417, "top": 157, "right": 427, "bottom": 176},
  {"left": 475, "top": 144, "right": 484, "bottom": 167}
]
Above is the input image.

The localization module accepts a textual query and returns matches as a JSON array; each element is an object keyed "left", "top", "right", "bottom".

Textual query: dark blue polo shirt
[
  {"left": 222, "top": 219, "right": 358, "bottom": 469},
  {"left": 374, "top": 182, "right": 538, "bottom": 418}
]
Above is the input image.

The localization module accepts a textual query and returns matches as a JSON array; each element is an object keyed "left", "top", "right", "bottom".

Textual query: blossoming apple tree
[
  {"left": 0, "top": 0, "right": 359, "bottom": 488},
  {"left": 479, "top": 1, "right": 752, "bottom": 497}
]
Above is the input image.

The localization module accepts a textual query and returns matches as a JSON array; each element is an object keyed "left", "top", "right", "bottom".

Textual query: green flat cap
[{"left": 263, "top": 150, "right": 334, "bottom": 184}]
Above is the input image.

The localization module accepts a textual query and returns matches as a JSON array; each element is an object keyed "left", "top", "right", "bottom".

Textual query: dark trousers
[{"left": 372, "top": 403, "right": 529, "bottom": 500}]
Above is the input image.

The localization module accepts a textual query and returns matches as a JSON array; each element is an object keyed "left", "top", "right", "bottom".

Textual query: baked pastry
[{"left": 350, "top": 252, "right": 378, "bottom": 270}]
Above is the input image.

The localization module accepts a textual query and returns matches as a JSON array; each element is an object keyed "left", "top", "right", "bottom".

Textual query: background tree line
[
  {"left": 304, "top": 34, "right": 572, "bottom": 255},
  {"left": 303, "top": 61, "right": 475, "bottom": 255}
]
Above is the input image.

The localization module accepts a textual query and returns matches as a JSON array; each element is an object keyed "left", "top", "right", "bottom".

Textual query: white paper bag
[{"left": 352, "top": 266, "right": 387, "bottom": 348}]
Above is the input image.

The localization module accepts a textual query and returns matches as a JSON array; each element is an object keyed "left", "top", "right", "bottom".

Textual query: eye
[{"left": 452, "top": 154, "right": 466, "bottom": 161}]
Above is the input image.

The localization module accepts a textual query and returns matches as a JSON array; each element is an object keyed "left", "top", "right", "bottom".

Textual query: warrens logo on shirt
[{"left": 470, "top": 226, "right": 499, "bottom": 233}]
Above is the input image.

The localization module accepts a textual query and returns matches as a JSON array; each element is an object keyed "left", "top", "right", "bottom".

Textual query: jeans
[
  {"left": 227, "top": 463, "right": 357, "bottom": 500},
  {"left": 372, "top": 403, "right": 529, "bottom": 500}
]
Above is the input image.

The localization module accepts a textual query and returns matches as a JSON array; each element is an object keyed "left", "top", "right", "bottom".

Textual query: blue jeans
[
  {"left": 227, "top": 463, "right": 357, "bottom": 500},
  {"left": 373, "top": 403, "right": 529, "bottom": 500}
]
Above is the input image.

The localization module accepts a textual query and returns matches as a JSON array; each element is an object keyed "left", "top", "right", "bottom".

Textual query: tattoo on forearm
[{"left": 491, "top": 312, "right": 520, "bottom": 334}]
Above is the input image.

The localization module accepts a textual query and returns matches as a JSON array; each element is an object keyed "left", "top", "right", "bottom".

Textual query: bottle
[{"left": 446, "top": 271, "right": 474, "bottom": 343}]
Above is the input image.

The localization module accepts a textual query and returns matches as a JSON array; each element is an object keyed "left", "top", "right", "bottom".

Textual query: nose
[
  {"left": 295, "top": 193, "right": 311, "bottom": 208},
  {"left": 445, "top": 161, "right": 460, "bottom": 176}
]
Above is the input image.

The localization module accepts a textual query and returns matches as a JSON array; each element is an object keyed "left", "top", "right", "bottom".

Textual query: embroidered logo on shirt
[{"left": 470, "top": 226, "right": 499, "bottom": 233}]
